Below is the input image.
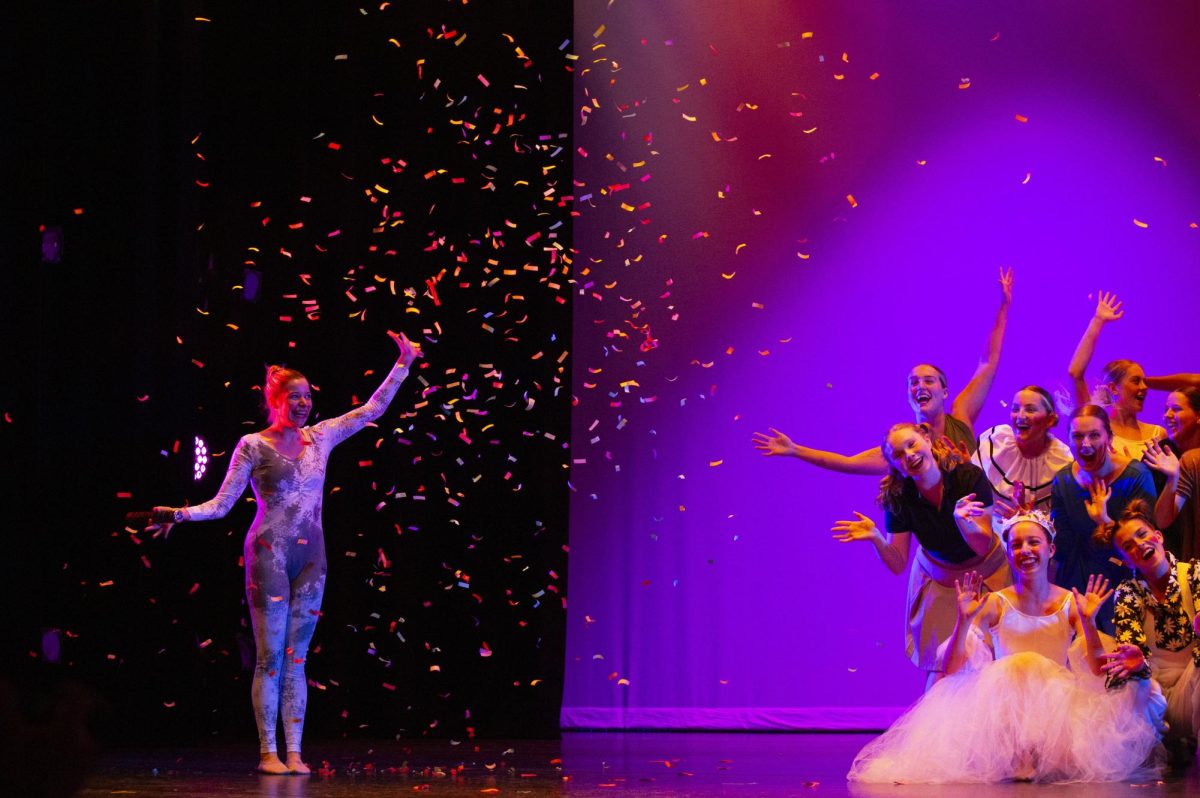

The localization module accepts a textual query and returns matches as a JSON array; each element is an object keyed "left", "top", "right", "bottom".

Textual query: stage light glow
[{"left": 193, "top": 436, "right": 209, "bottom": 481}]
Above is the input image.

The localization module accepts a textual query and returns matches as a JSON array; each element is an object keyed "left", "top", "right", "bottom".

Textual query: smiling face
[
  {"left": 884, "top": 426, "right": 935, "bottom": 478},
  {"left": 1113, "top": 518, "right": 1165, "bottom": 575},
  {"left": 1005, "top": 521, "right": 1054, "bottom": 577},
  {"left": 1107, "top": 363, "right": 1148, "bottom": 413},
  {"left": 907, "top": 364, "right": 948, "bottom": 416},
  {"left": 270, "top": 378, "right": 312, "bottom": 429},
  {"left": 1164, "top": 391, "right": 1199, "bottom": 444},
  {"left": 1069, "top": 415, "right": 1111, "bottom": 473},
  {"left": 1010, "top": 389, "right": 1056, "bottom": 446}
]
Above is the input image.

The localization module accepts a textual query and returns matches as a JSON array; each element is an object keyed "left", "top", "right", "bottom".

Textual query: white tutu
[{"left": 849, "top": 603, "right": 1165, "bottom": 783}]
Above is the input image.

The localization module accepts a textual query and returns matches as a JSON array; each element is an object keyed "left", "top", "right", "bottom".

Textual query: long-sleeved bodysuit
[{"left": 186, "top": 361, "right": 409, "bottom": 754}]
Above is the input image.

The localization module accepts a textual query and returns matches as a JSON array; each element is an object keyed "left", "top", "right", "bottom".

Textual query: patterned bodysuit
[{"left": 186, "top": 361, "right": 409, "bottom": 754}]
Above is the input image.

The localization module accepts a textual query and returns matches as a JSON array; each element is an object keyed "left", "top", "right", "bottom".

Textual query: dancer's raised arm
[
  {"left": 952, "top": 493, "right": 996, "bottom": 558},
  {"left": 1071, "top": 574, "right": 1114, "bottom": 676},
  {"left": 315, "top": 331, "right": 422, "bottom": 447},
  {"left": 949, "top": 267, "right": 1012, "bottom": 427},
  {"left": 753, "top": 428, "right": 887, "bottom": 475},
  {"left": 1143, "top": 440, "right": 1183, "bottom": 529},
  {"left": 1145, "top": 373, "right": 1200, "bottom": 392},
  {"left": 1067, "top": 292, "right": 1124, "bottom": 408},
  {"left": 831, "top": 512, "right": 910, "bottom": 573},
  {"left": 943, "top": 571, "right": 996, "bottom": 675}
]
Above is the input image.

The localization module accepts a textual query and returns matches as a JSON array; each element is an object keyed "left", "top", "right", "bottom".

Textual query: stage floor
[{"left": 72, "top": 733, "right": 1198, "bottom": 797}]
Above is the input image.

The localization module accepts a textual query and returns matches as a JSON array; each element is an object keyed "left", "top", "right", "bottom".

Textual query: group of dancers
[{"left": 755, "top": 272, "right": 1200, "bottom": 782}]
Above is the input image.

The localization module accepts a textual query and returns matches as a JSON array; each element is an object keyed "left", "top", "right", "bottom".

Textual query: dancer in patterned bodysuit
[{"left": 153, "top": 331, "right": 421, "bottom": 773}]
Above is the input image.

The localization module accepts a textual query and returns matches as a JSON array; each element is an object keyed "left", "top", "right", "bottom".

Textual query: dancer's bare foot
[
  {"left": 257, "top": 753, "right": 289, "bottom": 774},
  {"left": 286, "top": 752, "right": 311, "bottom": 775}
]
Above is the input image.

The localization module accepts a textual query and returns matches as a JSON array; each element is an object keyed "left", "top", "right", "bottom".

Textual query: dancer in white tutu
[
  {"left": 1097, "top": 499, "right": 1200, "bottom": 767},
  {"left": 849, "top": 510, "right": 1164, "bottom": 783}
]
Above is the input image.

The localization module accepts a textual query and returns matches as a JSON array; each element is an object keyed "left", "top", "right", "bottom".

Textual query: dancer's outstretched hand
[
  {"left": 752, "top": 428, "right": 797, "bottom": 457},
  {"left": 1084, "top": 479, "right": 1113, "bottom": 527},
  {"left": 954, "top": 571, "right": 989, "bottom": 620},
  {"left": 147, "top": 506, "right": 186, "bottom": 539},
  {"left": 953, "top": 493, "right": 988, "bottom": 537},
  {"left": 932, "top": 435, "right": 972, "bottom": 468},
  {"left": 998, "top": 266, "right": 1014, "bottom": 307},
  {"left": 1144, "top": 439, "right": 1180, "bottom": 481},
  {"left": 831, "top": 512, "right": 879, "bottom": 544},
  {"left": 1072, "top": 574, "right": 1113, "bottom": 622},
  {"left": 993, "top": 496, "right": 1019, "bottom": 520},
  {"left": 389, "top": 330, "right": 424, "bottom": 368},
  {"left": 1099, "top": 643, "right": 1146, "bottom": 680},
  {"left": 1093, "top": 291, "right": 1124, "bottom": 323}
]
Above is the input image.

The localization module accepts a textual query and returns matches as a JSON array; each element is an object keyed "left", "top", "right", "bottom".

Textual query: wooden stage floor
[{"left": 67, "top": 733, "right": 1200, "bottom": 797}]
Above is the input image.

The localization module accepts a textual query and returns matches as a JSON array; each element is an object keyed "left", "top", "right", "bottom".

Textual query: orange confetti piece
[
  {"left": 1014, "top": 114, "right": 1029, "bottom": 123},
  {"left": 1133, "top": 218, "right": 1149, "bottom": 228},
  {"left": 846, "top": 194, "right": 858, "bottom": 208}
]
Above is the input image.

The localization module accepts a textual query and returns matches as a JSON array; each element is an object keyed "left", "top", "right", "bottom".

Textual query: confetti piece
[{"left": 1133, "top": 218, "right": 1149, "bottom": 228}]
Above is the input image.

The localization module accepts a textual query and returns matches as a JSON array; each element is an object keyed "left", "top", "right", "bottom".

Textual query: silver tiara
[{"left": 998, "top": 509, "right": 1056, "bottom": 541}]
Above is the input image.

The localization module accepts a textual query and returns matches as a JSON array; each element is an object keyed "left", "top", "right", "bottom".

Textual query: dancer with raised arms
[
  {"left": 1067, "top": 291, "right": 1165, "bottom": 456},
  {"left": 753, "top": 268, "right": 1013, "bottom": 474},
  {"left": 831, "top": 422, "right": 1005, "bottom": 689},
  {"left": 147, "top": 331, "right": 422, "bottom": 774}
]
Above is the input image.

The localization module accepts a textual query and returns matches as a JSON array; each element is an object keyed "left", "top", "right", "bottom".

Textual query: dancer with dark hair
[
  {"left": 149, "top": 331, "right": 422, "bottom": 774},
  {"left": 1146, "top": 388, "right": 1200, "bottom": 559},
  {"left": 972, "top": 385, "right": 1073, "bottom": 511},
  {"left": 1096, "top": 500, "right": 1200, "bottom": 767},
  {"left": 1066, "top": 292, "right": 1165, "bottom": 456},
  {"left": 752, "top": 268, "right": 1012, "bottom": 473},
  {"left": 1050, "top": 405, "right": 1157, "bottom": 634},
  {"left": 831, "top": 422, "right": 1008, "bottom": 689},
  {"left": 850, "top": 510, "right": 1163, "bottom": 783}
]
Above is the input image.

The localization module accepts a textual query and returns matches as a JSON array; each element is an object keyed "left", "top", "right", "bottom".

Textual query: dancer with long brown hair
[{"left": 831, "top": 422, "right": 1007, "bottom": 689}]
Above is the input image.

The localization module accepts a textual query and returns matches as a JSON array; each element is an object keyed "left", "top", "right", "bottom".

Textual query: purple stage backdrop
[{"left": 564, "top": 1, "right": 1200, "bottom": 728}]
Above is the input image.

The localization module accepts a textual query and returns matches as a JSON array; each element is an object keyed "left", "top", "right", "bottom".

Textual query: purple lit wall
[{"left": 564, "top": 1, "right": 1200, "bottom": 728}]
